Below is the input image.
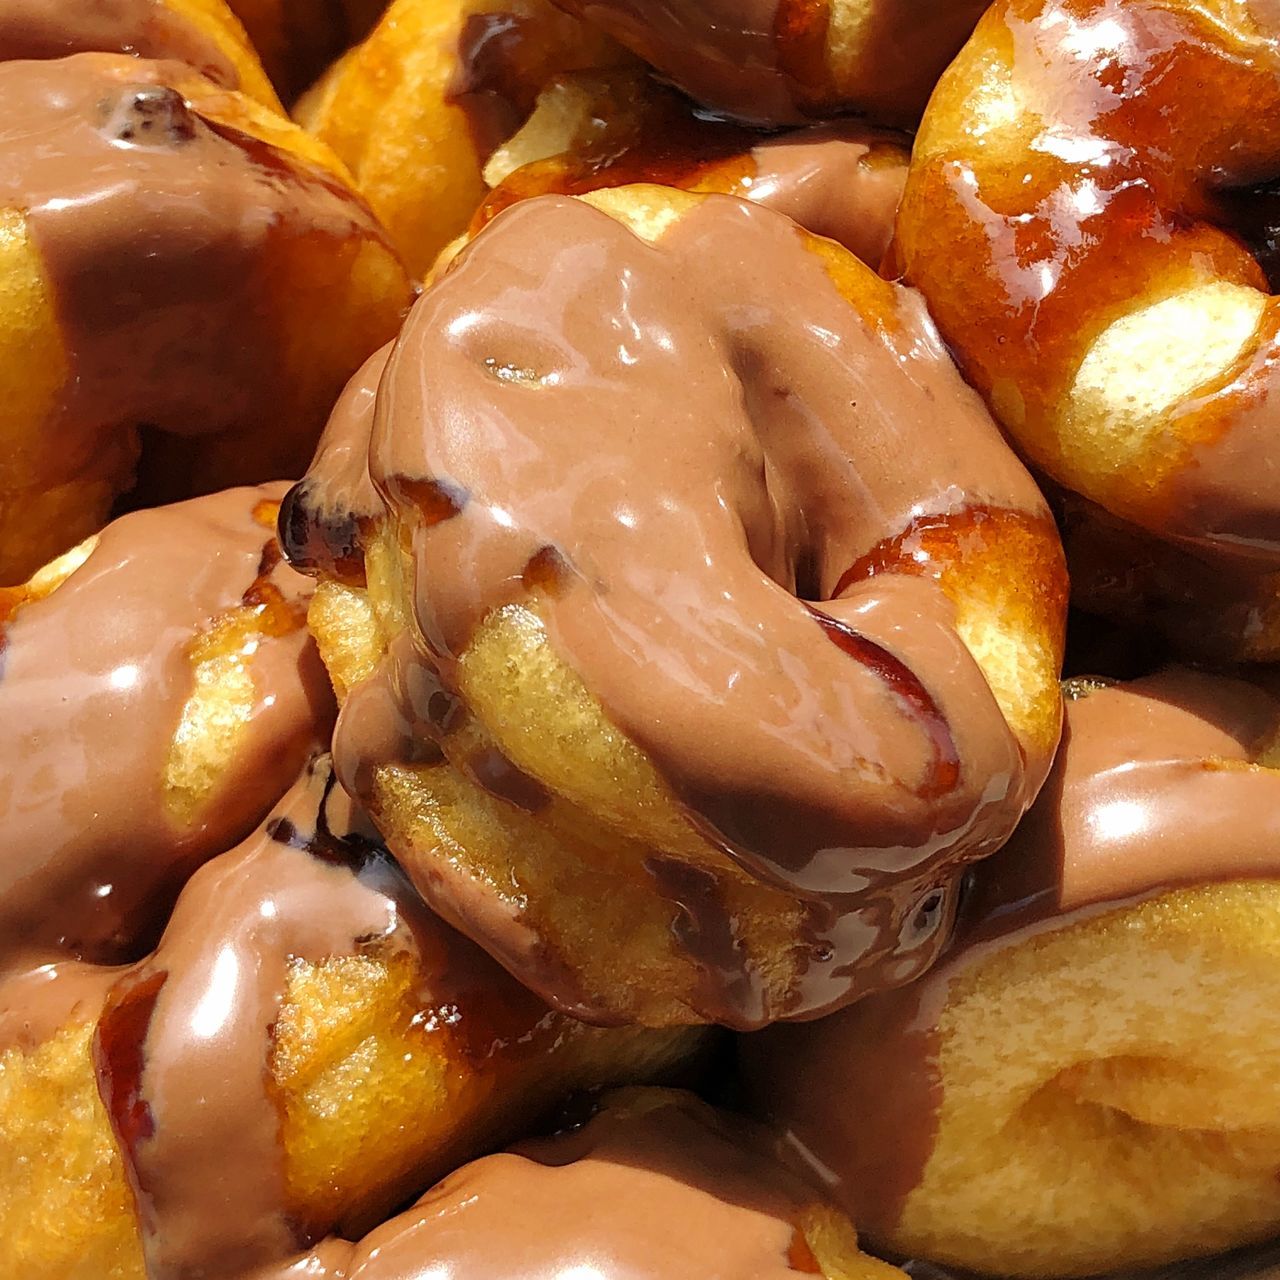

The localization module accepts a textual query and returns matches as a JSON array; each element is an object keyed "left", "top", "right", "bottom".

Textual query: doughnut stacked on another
[
  {"left": 544, "top": 0, "right": 993, "bottom": 126},
  {"left": 282, "top": 184, "right": 1068, "bottom": 1029},
  {"left": 745, "top": 670, "right": 1280, "bottom": 1276},
  {"left": 0, "top": 0, "right": 279, "bottom": 105},
  {"left": 0, "top": 52, "right": 411, "bottom": 584},
  {"left": 242, "top": 1090, "right": 908, "bottom": 1279},
  {"left": 896, "top": 0, "right": 1280, "bottom": 660},
  {"left": 0, "top": 759, "right": 705, "bottom": 1280}
]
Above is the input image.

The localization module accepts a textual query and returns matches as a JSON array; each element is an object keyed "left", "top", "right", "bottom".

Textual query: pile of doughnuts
[{"left": 3, "top": 1, "right": 1279, "bottom": 1277}]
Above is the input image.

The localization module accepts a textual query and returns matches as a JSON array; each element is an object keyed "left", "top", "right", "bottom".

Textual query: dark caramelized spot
[
  {"left": 94, "top": 970, "right": 168, "bottom": 1172},
  {"left": 786, "top": 1226, "right": 823, "bottom": 1273},
  {"left": 810, "top": 608, "right": 961, "bottom": 799},
  {"left": 278, "top": 480, "right": 368, "bottom": 587},
  {"left": 386, "top": 475, "right": 471, "bottom": 526},
  {"left": 522, "top": 544, "right": 573, "bottom": 596},
  {"left": 773, "top": 0, "right": 834, "bottom": 110},
  {"left": 464, "top": 745, "right": 552, "bottom": 813},
  {"left": 102, "top": 84, "right": 196, "bottom": 146}
]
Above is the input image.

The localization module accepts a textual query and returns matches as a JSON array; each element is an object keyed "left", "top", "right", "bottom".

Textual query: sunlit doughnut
[
  {"left": 746, "top": 669, "right": 1280, "bottom": 1276},
  {"left": 283, "top": 185, "right": 1068, "bottom": 1028},
  {"left": 895, "top": 0, "right": 1280, "bottom": 660}
]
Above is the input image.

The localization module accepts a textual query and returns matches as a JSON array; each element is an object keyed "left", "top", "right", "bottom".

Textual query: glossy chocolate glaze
[
  {"left": 92, "top": 757, "right": 417, "bottom": 1278},
  {"left": 0, "top": 54, "right": 394, "bottom": 528},
  {"left": 483, "top": 102, "right": 910, "bottom": 269},
  {"left": 291, "top": 192, "right": 1059, "bottom": 1024},
  {"left": 549, "top": 0, "right": 989, "bottom": 125},
  {"left": 0, "top": 0, "right": 238, "bottom": 85},
  {"left": 0, "top": 485, "right": 333, "bottom": 975},
  {"left": 745, "top": 669, "right": 1280, "bottom": 1239},
  {"left": 329, "top": 1091, "right": 843, "bottom": 1279}
]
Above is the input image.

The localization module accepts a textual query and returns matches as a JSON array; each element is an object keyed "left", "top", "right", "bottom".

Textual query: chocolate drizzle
[{"left": 0, "top": 484, "right": 333, "bottom": 977}]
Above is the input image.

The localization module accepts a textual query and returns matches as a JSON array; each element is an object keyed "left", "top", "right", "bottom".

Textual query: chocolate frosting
[
  {"left": 0, "top": 0, "right": 238, "bottom": 86},
  {"left": 291, "top": 192, "right": 1060, "bottom": 1023},
  {"left": 92, "top": 757, "right": 419, "bottom": 1279},
  {"left": 0, "top": 53, "right": 399, "bottom": 558},
  {"left": 744, "top": 669, "right": 1280, "bottom": 1238},
  {"left": 550, "top": 0, "right": 990, "bottom": 125},
  {"left": 336, "top": 1091, "right": 844, "bottom": 1279},
  {"left": 0, "top": 484, "right": 333, "bottom": 975}
]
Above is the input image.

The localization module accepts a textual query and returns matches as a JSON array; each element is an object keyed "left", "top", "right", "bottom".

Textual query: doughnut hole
[
  {"left": 298, "top": 0, "right": 632, "bottom": 277},
  {"left": 0, "top": 1018, "right": 141, "bottom": 1280},
  {"left": 885, "top": 881, "right": 1280, "bottom": 1276}
]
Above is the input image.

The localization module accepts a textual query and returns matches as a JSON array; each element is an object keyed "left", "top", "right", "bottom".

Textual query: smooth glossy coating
[{"left": 0, "top": 485, "right": 332, "bottom": 976}]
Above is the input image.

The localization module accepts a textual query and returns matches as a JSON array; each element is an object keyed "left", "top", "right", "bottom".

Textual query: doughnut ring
[
  {"left": 746, "top": 669, "right": 1280, "bottom": 1276},
  {"left": 480, "top": 69, "right": 911, "bottom": 269},
  {"left": 545, "top": 0, "right": 993, "bottom": 126},
  {"left": 283, "top": 185, "right": 1068, "bottom": 1028},
  {"left": 896, "top": 0, "right": 1280, "bottom": 660},
  {"left": 0, "top": 0, "right": 279, "bottom": 106},
  {"left": 0, "top": 52, "right": 411, "bottom": 584},
  {"left": 0, "top": 485, "right": 333, "bottom": 975},
  {"left": 297, "top": 0, "right": 631, "bottom": 276},
  {"left": 0, "top": 758, "right": 703, "bottom": 1279}
]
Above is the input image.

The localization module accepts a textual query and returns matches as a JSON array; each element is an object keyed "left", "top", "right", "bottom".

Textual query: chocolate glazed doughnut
[
  {"left": 0, "top": 52, "right": 410, "bottom": 584},
  {"left": 284, "top": 186, "right": 1068, "bottom": 1028},
  {"left": 547, "top": 0, "right": 992, "bottom": 126},
  {"left": 896, "top": 0, "right": 1280, "bottom": 660},
  {"left": 745, "top": 670, "right": 1280, "bottom": 1276},
  {"left": 0, "top": 0, "right": 280, "bottom": 106},
  {"left": 0, "top": 485, "right": 333, "bottom": 977}
]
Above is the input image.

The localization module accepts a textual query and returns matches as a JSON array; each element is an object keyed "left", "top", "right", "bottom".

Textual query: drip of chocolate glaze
[
  {"left": 91, "top": 757, "right": 412, "bottom": 1279},
  {"left": 0, "top": 484, "right": 333, "bottom": 977},
  {"left": 0, "top": 0, "right": 239, "bottom": 86},
  {"left": 306, "top": 192, "right": 1058, "bottom": 1023},
  {"left": 745, "top": 668, "right": 1280, "bottom": 1240}
]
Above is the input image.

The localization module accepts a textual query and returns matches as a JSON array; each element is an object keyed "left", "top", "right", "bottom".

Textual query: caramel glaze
[
  {"left": 288, "top": 192, "right": 1061, "bottom": 1025},
  {"left": 743, "top": 669, "right": 1280, "bottom": 1241},
  {"left": 247, "top": 1091, "right": 849, "bottom": 1279},
  {"left": 898, "top": 0, "right": 1280, "bottom": 567},
  {"left": 0, "top": 54, "right": 397, "bottom": 526},
  {"left": 0, "top": 0, "right": 238, "bottom": 85},
  {"left": 548, "top": 0, "right": 990, "bottom": 126},
  {"left": 0, "top": 484, "right": 333, "bottom": 977},
  {"left": 479, "top": 84, "right": 911, "bottom": 270}
]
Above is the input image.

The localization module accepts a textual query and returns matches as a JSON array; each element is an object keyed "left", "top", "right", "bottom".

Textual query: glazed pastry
[
  {"left": 0, "top": 485, "right": 333, "bottom": 975},
  {"left": 0, "top": 758, "right": 703, "bottom": 1280},
  {"left": 0, "top": 0, "right": 279, "bottom": 105},
  {"left": 225, "top": 0, "right": 387, "bottom": 98},
  {"left": 297, "top": 0, "right": 631, "bottom": 276},
  {"left": 745, "top": 669, "right": 1280, "bottom": 1276},
  {"left": 282, "top": 185, "right": 1068, "bottom": 1028},
  {"left": 545, "top": 0, "right": 992, "bottom": 126},
  {"left": 258, "top": 1089, "right": 907, "bottom": 1278},
  {"left": 895, "top": 0, "right": 1280, "bottom": 660},
  {"left": 480, "top": 70, "right": 911, "bottom": 269},
  {"left": 0, "top": 52, "right": 411, "bottom": 584}
]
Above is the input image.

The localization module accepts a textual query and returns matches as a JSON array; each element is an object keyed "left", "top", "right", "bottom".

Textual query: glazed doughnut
[
  {"left": 0, "top": 485, "right": 333, "bottom": 975},
  {"left": 545, "top": 0, "right": 993, "bottom": 126},
  {"left": 745, "top": 669, "right": 1280, "bottom": 1276},
  {"left": 895, "top": 0, "right": 1280, "bottom": 661},
  {"left": 296, "top": 0, "right": 631, "bottom": 276},
  {"left": 282, "top": 185, "right": 1069, "bottom": 1028},
  {"left": 0, "top": 758, "right": 703, "bottom": 1279},
  {"left": 0, "top": 52, "right": 411, "bottom": 584},
  {"left": 258, "top": 1089, "right": 907, "bottom": 1279},
  {"left": 0, "top": 0, "right": 279, "bottom": 107},
  {"left": 480, "top": 70, "right": 911, "bottom": 269}
]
